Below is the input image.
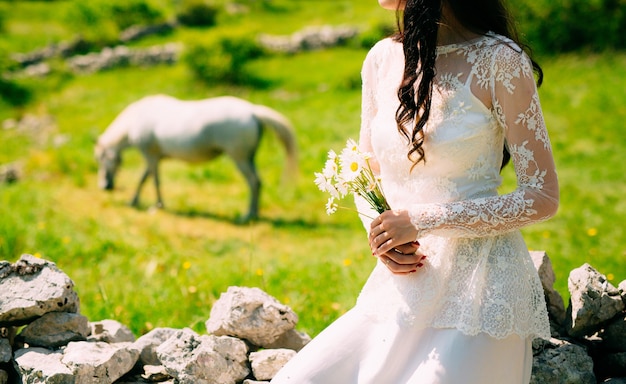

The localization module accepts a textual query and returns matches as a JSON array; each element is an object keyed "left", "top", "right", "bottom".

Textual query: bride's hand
[
  {"left": 377, "top": 242, "right": 427, "bottom": 275},
  {"left": 369, "top": 210, "right": 425, "bottom": 274},
  {"left": 369, "top": 210, "right": 419, "bottom": 256}
]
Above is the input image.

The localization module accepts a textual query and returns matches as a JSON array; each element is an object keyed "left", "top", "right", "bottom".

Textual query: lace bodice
[
  {"left": 359, "top": 33, "right": 558, "bottom": 234},
  {"left": 353, "top": 34, "right": 558, "bottom": 340}
]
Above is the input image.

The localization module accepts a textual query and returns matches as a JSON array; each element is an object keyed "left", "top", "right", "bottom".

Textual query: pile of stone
[
  {"left": 0, "top": 162, "right": 21, "bottom": 185},
  {"left": 8, "top": 23, "right": 360, "bottom": 79},
  {"left": 258, "top": 25, "right": 359, "bottom": 54},
  {"left": 530, "top": 251, "right": 626, "bottom": 383},
  {"left": 119, "top": 22, "right": 178, "bottom": 44},
  {"left": 7, "top": 21, "right": 180, "bottom": 79},
  {"left": 66, "top": 43, "right": 182, "bottom": 75},
  {"left": 10, "top": 22, "right": 177, "bottom": 70},
  {"left": 0, "top": 255, "right": 310, "bottom": 384},
  {"left": 10, "top": 38, "right": 88, "bottom": 68},
  {"left": 1, "top": 252, "right": 625, "bottom": 383}
]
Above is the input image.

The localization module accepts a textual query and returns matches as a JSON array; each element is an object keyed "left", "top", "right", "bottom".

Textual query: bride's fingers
[
  {"left": 391, "top": 243, "right": 417, "bottom": 255},
  {"left": 387, "top": 249, "right": 427, "bottom": 266},
  {"left": 369, "top": 230, "right": 393, "bottom": 251},
  {"left": 380, "top": 255, "right": 425, "bottom": 274},
  {"left": 371, "top": 229, "right": 417, "bottom": 256}
]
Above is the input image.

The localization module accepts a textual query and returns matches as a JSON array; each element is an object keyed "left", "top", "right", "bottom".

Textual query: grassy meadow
[{"left": 1, "top": 1, "right": 625, "bottom": 338}]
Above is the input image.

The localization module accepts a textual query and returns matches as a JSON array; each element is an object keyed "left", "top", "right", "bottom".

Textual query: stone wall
[
  {"left": 6, "top": 25, "right": 359, "bottom": 79},
  {"left": 529, "top": 252, "right": 626, "bottom": 383},
  {"left": 1, "top": 253, "right": 625, "bottom": 384}
]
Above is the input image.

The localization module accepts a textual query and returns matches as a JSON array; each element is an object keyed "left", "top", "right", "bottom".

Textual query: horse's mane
[{"left": 97, "top": 103, "right": 136, "bottom": 149}]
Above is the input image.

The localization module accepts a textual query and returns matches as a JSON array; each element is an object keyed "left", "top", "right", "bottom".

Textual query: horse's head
[{"left": 95, "top": 143, "right": 121, "bottom": 190}]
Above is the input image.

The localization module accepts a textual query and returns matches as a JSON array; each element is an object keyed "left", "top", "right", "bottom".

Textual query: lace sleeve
[
  {"left": 408, "top": 45, "right": 559, "bottom": 238},
  {"left": 355, "top": 43, "right": 381, "bottom": 233}
]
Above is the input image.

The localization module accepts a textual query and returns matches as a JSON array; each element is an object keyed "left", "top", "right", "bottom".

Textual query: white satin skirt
[{"left": 270, "top": 307, "right": 533, "bottom": 384}]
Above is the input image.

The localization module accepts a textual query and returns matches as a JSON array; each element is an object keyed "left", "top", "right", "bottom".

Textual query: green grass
[{"left": 1, "top": 1, "right": 625, "bottom": 338}]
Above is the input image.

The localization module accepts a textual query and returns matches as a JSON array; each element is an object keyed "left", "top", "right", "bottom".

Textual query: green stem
[{"left": 336, "top": 205, "right": 378, "bottom": 220}]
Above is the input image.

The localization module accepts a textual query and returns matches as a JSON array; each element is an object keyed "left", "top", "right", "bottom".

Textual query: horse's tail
[{"left": 251, "top": 104, "right": 298, "bottom": 179}]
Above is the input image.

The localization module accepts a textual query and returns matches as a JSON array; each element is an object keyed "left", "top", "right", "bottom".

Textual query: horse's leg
[
  {"left": 131, "top": 155, "right": 162, "bottom": 208},
  {"left": 233, "top": 158, "right": 261, "bottom": 222},
  {"left": 131, "top": 168, "right": 150, "bottom": 207},
  {"left": 152, "top": 158, "right": 164, "bottom": 209}
]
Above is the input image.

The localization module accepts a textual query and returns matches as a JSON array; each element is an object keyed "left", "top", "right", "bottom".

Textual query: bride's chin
[{"left": 378, "top": 0, "right": 405, "bottom": 11}]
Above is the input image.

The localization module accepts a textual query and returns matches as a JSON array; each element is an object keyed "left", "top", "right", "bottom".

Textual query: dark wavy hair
[{"left": 394, "top": 0, "right": 543, "bottom": 170}]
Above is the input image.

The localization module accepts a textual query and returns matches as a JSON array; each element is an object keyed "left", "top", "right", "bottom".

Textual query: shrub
[
  {"left": 511, "top": 0, "right": 626, "bottom": 53},
  {"left": 0, "top": 79, "right": 30, "bottom": 106},
  {"left": 65, "top": 0, "right": 165, "bottom": 44},
  {"left": 230, "top": 0, "right": 290, "bottom": 12},
  {"left": 356, "top": 22, "right": 396, "bottom": 49},
  {"left": 184, "top": 35, "right": 265, "bottom": 84},
  {"left": 65, "top": 2, "right": 120, "bottom": 46},
  {"left": 108, "top": 0, "right": 165, "bottom": 30},
  {"left": 176, "top": 0, "right": 219, "bottom": 27},
  {"left": 0, "top": 74, "right": 31, "bottom": 107},
  {"left": 0, "top": 53, "right": 30, "bottom": 106}
]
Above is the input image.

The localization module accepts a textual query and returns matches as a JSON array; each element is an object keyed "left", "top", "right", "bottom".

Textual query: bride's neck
[{"left": 437, "top": 6, "right": 481, "bottom": 45}]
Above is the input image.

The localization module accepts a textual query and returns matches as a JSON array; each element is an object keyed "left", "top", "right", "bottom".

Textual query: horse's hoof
[{"left": 236, "top": 215, "right": 257, "bottom": 225}]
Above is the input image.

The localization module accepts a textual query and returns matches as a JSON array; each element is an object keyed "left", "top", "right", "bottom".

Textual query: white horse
[{"left": 95, "top": 94, "right": 297, "bottom": 221}]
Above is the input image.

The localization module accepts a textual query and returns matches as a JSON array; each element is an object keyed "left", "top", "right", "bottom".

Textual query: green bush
[
  {"left": 0, "top": 54, "right": 31, "bottom": 106},
  {"left": 356, "top": 22, "right": 396, "bottom": 49},
  {"left": 512, "top": 0, "right": 626, "bottom": 53},
  {"left": 64, "top": 2, "right": 121, "bottom": 46},
  {"left": 65, "top": 0, "right": 165, "bottom": 44},
  {"left": 0, "top": 78, "right": 31, "bottom": 107},
  {"left": 176, "top": 0, "right": 219, "bottom": 27},
  {"left": 230, "top": 0, "right": 291, "bottom": 12},
  {"left": 184, "top": 35, "right": 265, "bottom": 84},
  {"left": 108, "top": 0, "right": 165, "bottom": 30}
]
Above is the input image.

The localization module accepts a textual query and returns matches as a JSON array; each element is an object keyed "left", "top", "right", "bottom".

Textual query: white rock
[
  {"left": 61, "top": 341, "right": 139, "bottom": 384},
  {"left": 13, "top": 347, "right": 74, "bottom": 383},
  {"left": 249, "top": 348, "right": 296, "bottom": 381},
  {"left": 156, "top": 328, "right": 249, "bottom": 384},
  {"left": 206, "top": 286, "right": 298, "bottom": 347}
]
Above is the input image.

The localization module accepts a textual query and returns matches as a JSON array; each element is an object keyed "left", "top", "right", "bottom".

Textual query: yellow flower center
[{"left": 350, "top": 162, "right": 359, "bottom": 172}]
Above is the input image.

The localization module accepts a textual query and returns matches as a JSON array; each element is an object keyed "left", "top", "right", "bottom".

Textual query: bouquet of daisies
[{"left": 314, "top": 138, "right": 390, "bottom": 216}]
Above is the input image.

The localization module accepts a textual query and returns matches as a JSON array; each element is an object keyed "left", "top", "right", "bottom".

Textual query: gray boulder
[
  {"left": 61, "top": 341, "right": 139, "bottom": 384},
  {"left": 265, "top": 328, "right": 311, "bottom": 352},
  {"left": 13, "top": 347, "right": 75, "bottom": 384},
  {"left": 531, "top": 251, "right": 566, "bottom": 326},
  {"left": 0, "top": 254, "right": 79, "bottom": 326},
  {"left": 0, "top": 337, "right": 10, "bottom": 363},
  {"left": 599, "top": 314, "right": 626, "bottom": 352},
  {"left": 206, "top": 286, "right": 298, "bottom": 347},
  {"left": 565, "top": 263, "right": 624, "bottom": 337},
  {"left": 530, "top": 338, "right": 596, "bottom": 384},
  {"left": 20, "top": 311, "right": 89, "bottom": 347},
  {"left": 249, "top": 348, "right": 297, "bottom": 381},
  {"left": 131, "top": 327, "right": 179, "bottom": 366},
  {"left": 89, "top": 319, "right": 135, "bottom": 343},
  {"left": 156, "top": 328, "right": 249, "bottom": 384}
]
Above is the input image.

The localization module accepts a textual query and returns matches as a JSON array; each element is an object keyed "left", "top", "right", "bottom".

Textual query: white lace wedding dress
[{"left": 271, "top": 33, "right": 558, "bottom": 384}]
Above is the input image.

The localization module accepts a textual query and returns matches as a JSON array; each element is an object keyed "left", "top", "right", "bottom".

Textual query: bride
[{"left": 271, "top": 0, "right": 559, "bottom": 382}]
